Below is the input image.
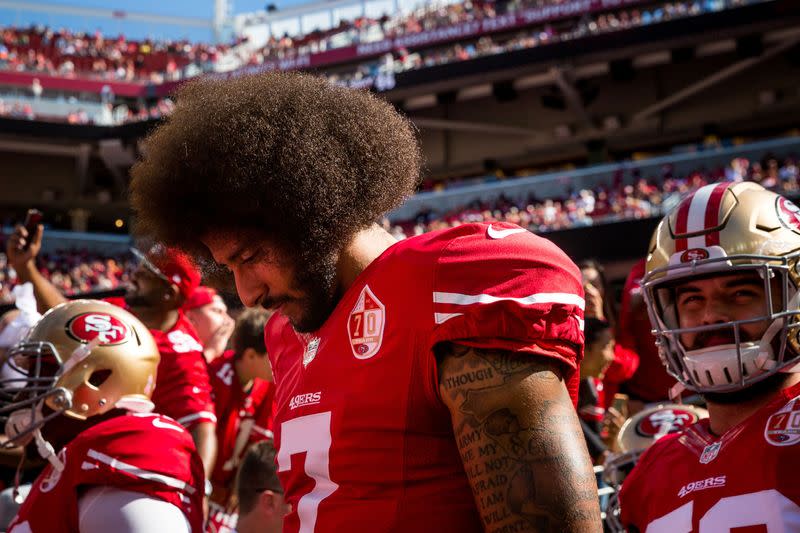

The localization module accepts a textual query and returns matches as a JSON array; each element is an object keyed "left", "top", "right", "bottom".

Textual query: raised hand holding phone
[{"left": 6, "top": 209, "right": 44, "bottom": 272}]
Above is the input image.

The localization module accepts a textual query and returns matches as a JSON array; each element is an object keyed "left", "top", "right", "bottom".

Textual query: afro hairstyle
[{"left": 129, "top": 71, "right": 422, "bottom": 275}]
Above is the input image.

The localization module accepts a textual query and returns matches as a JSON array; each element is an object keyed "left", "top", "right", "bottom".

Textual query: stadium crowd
[
  {"left": 0, "top": 26, "right": 227, "bottom": 82},
  {"left": 0, "top": 95, "right": 175, "bottom": 125},
  {"left": 0, "top": 247, "right": 134, "bottom": 303},
  {"left": 390, "top": 152, "right": 800, "bottom": 237},
  {"left": 328, "top": 0, "right": 744, "bottom": 87},
  {"left": 0, "top": 0, "right": 752, "bottom": 90},
  {"left": 254, "top": 0, "right": 742, "bottom": 63},
  {"left": 0, "top": 0, "right": 759, "bottom": 127},
  {"left": 1, "top": 151, "right": 794, "bottom": 303}
]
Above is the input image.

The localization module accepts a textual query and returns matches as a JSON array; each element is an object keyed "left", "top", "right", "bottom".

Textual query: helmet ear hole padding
[{"left": 88, "top": 369, "right": 112, "bottom": 388}]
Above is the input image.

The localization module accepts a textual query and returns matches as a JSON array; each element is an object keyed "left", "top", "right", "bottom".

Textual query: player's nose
[
  {"left": 233, "top": 270, "right": 265, "bottom": 308},
  {"left": 701, "top": 298, "right": 731, "bottom": 325}
]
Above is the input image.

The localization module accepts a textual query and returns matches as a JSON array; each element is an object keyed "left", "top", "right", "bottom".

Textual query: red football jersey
[
  {"left": 619, "top": 380, "right": 800, "bottom": 532},
  {"left": 615, "top": 259, "right": 676, "bottom": 402},
  {"left": 266, "top": 223, "right": 585, "bottom": 533},
  {"left": 208, "top": 350, "right": 275, "bottom": 493},
  {"left": 104, "top": 299, "right": 216, "bottom": 430},
  {"left": 150, "top": 312, "right": 217, "bottom": 429},
  {"left": 8, "top": 412, "right": 205, "bottom": 532},
  {"left": 206, "top": 502, "right": 237, "bottom": 533}
]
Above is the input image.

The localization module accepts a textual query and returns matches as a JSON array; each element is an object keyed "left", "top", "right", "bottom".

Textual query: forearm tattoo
[{"left": 436, "top": 343, "right": 602, "bottom": 533}]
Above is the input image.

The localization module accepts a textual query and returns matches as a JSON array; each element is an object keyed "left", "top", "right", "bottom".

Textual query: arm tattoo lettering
[{"left": 435, "top": 343, "right": 601, "bottom": 533}]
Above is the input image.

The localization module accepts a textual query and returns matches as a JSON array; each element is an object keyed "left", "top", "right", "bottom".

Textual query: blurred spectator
[
  {"left": 183, "top": 286, "right": 235, "bottom": 363},
  {"left": 616, "top": 258, "right": 680, "bottom": 409},
  {"left": 235, "top": 441, "right": 288, "bottom": 533},
  {"left": 578, "top": 259, "right": 614, "bottom": 324},
  {"left": 30, "top": 78, "right": 42, "bottom": 99},
  {"left": 579, "top": 258, "right": 639, "bottom": 412},
  {"left": 578, "top": 317, "right": 616, "bottom": 463}
]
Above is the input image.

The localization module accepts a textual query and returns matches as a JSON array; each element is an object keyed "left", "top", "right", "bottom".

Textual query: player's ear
[
  {"left": 165, "top": 283, "right": 180, "bottom": 305},
  {"left": 259, "top": 490, "right": 280, "bottom": 516}
]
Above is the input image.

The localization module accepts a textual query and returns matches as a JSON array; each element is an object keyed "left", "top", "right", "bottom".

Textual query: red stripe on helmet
[
  {"left": 704, "top": 182, "right": 732, "bottom": 247},
  {"left": 674, "top": 194, "right": 692, "bottom": 252}
]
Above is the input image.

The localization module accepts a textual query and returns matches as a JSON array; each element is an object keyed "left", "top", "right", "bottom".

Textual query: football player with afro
[{"left": 129, "top": 71, "right": 602, "bottom": 532}]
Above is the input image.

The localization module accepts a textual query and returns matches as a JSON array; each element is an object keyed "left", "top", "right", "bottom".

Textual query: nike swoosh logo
[
  {"left": 152, "top": 417, "right": 185, "bottom": 432},
  {"left": 486, "top": 225, "right": 527, "bottom": 239}
]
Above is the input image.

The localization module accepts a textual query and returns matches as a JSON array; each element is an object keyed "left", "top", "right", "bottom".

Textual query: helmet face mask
[
  {"left": 0, "top": 301, "right": 159, "bottom": 451},
  {"left": 644, "top": 254, "right": 800, "bottom": 394},
  {"left": 643, "top": 182, "right": 800, "bottom": 395},
  {"left": 0, "top": 341, "right": 69, "bottom": 444}
]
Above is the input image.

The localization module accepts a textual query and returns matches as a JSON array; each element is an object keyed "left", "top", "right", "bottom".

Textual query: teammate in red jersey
[
  {"left": 0, "top": 300, "right": 205, "bottom": 533},
  {"left": 615, "top": 258, "right": 678, "bottom": 406},
  {"left": 6, "top": 232, "right": 218, "bottom": 477},
  {"left": 619, "top": 182, "right": 800, "bottom": 531},
  {"left": 129, "top": 71, "right": 601, "bottom": 532},
  {"left": 184, "top": 286, "right": 235, "bottom": 363},
  {"left": 206, "top": 308, "right": 275, "bottom": 533}
]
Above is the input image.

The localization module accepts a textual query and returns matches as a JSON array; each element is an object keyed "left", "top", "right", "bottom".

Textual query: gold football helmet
[
  {"left": 603, "top": 403, "right": 708, "bottom": 532},
  {"left": 642, "top": 182, "right": 800, "bottom": 393},
  {"left": 0, "top": 300, "right": 159, "bottom": 450}
]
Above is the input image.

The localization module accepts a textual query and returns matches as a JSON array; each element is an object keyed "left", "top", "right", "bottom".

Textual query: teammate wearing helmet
[
  {"left": 0, "top": 300, "right": 205, "bottom": 533},
  {"left": 6, "top": 231, "right": 218, "bottom": 477},
  {"left": 619, "top": 182, "right": 800, "bottom": 531},
  {"left": 603, "top": 403, "right": 707, "bottom": 531}
]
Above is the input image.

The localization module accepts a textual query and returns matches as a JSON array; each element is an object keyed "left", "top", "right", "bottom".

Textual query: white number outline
[
  {"left": 646, "top": 489, "right": 799, "bottom": 532},
  {"left": 277, "top": 411, "right": 338, "bottom": 533}
]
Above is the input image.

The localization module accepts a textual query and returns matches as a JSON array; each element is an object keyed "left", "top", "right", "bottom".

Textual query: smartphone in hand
[{"left": 21, "top": 209, "right": 43, "bottom": 251}]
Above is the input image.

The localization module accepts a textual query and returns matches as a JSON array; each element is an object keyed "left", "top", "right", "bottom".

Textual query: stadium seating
[
  {"left": 0, "top": 247, "right": 133, "bottom": 303},
  {"left": 0, "top": 26, "right": 226, "bottom": 82},
  {"left": 2, "top": 144, "right": 795, "bottom": 303},
  {"left": 387, "top": 151, "right": 798, "bottom": 238}
]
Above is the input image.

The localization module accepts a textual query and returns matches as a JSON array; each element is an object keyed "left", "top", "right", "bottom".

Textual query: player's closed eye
[{"left": 240, "top": 249, "right": 260, "bottom": 264}]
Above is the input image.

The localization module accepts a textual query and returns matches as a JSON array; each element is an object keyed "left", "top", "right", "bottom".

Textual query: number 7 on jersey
[{"left": 277, "top": 411, "right": 339, "bottom": 533}]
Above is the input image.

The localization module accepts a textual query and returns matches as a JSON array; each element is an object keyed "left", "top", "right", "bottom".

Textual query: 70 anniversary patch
[{"left": 764, "top": 395, "right": 800, "bottom": 447}]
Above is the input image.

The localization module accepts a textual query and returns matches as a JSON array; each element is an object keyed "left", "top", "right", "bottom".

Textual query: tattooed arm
[{"left": 435, "top": 342, "right": 602, "bottom": 533}]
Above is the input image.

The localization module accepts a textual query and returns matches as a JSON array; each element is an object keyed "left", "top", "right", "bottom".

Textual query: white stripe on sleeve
[
  {"left": 433, "top": 291, "right": 585, "bottom": 310},
  {"left": 86, "top": 449, "right": 196, "bottom": 495},
  {"left": 176, "top": 411, "right": 217, "bottom": 427}
]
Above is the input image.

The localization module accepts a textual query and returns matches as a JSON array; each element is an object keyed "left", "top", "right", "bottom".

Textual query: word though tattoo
[{"left": 436, "top": 343, "right": 601, "bottom": 533}]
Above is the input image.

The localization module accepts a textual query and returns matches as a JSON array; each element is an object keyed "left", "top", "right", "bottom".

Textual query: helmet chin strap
[
  {"left": 669, "top": 382, "right": 685, "bottom": 402},
  {"left": 34, "top": 428, "right": 63, "bottom": 472}
]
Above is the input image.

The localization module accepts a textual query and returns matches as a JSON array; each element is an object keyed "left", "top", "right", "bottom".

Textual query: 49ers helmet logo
[
  {"left": 680, "top": 248, "right": 709, "bottom": 263},
  {"left": 636, "top": 408, "right": 699, "bottom": 438},
  {"left": 66, "top": 313, "right": 130, "bottom": 345},
  {"left": 777, "top": 197, "right": 800, "bottom": 231}
]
